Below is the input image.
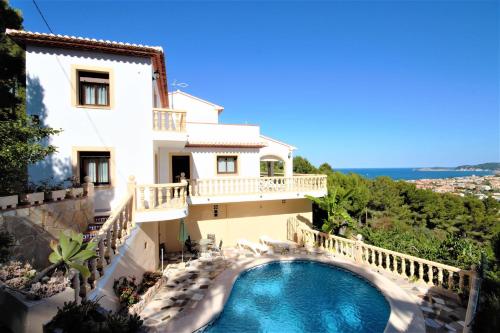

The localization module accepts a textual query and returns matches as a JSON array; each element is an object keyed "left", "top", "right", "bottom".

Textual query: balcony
[
  {"left": 134, "top": 182, "right": 189, "bottom": 223},
  {"left": 188, "top": 175, "right": 327, "bottom": 204},
  {"left": 134, "top": 175, "right": 327, "bottom": 219},
  {"left": 152, "top": 108, "right": 188, "bottom": 146},
  {"left": 152, "top": 108, "right": 186, "bottom": 131}
]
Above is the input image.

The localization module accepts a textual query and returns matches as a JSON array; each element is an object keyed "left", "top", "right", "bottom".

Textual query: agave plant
[{"left": 34, "top": 231, "right": 97, "bottom": 282}]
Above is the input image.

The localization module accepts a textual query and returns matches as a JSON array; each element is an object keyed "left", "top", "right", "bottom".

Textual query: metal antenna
[{"left": 170, "top": 79, "right": 189, "bottom": 109}]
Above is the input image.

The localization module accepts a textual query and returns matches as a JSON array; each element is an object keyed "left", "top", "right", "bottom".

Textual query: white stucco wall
[
  {"left": 186, "top": 123, "right": 260, "bottom": 143},
  {"left": 26, "top": 45, "right": 156, "bottom": 211},
  {"left": 168, "top": 91, "right": 220, "bottom": 123},
  {"left": 157, "top": 147, "right": 261, "bottom": 182}
]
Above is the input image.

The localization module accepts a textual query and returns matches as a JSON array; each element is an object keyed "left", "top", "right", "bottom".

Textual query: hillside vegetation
[
  {"left": 456, "top": 162, "right": 500, "bottom": 171},
  {"left": 294, "top": 156, "right": 500, "bottom": 332}
]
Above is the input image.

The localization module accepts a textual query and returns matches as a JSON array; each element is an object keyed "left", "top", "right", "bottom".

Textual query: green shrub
[
  {"left": 0, "top": 230, "right": 14, "bottom": 263},
  {"left": 44, "top": 298, "right": 143, "bottom": 333}
]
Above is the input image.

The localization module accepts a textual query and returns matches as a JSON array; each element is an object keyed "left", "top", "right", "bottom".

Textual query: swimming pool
[{"left": 202, "top": 261, "right": 390, "bottom": 333}]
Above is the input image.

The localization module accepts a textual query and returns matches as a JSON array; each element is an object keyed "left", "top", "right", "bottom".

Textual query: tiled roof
[
  {"left": 5, "top": 29, "right": 164, "bottom": 53},
  {"left": 6, "top": 29, "right": 169, "bottom": 108}
]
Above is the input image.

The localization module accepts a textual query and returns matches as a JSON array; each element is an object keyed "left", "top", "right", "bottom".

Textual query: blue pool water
[{"left": 203, "top": 261, "right": 390, "bottom": 333}]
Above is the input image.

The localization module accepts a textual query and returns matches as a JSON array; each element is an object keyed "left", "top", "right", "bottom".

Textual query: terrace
[
  {"left": 5, "top": 179, "right": 476, "bottom": 333},
  {"left": 133, "top": 174, "right": 327, "bottom": 221}
]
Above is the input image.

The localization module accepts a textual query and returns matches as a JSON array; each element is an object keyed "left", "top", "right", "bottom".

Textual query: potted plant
[
  {"left": 66, "top": 176, "right": 83, "bottom": 199},
  {"left": 0, "top": 193, "right": 18, "bottom": 210},
  {"left": 19, "top": 182, "right": 45, "bottom": 206},
  {"left": 40, "top": 178, "right": 66, "bottom": 202}
]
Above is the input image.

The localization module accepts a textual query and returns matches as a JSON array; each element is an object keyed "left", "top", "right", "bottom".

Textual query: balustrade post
[
  {"left": 410, "top": 260, "right": 415, "bottom": 278},
  {"left": 117, "top": 211, "right": 124, "bottom": 244},
  {"left": 464, "top": 266, "right": 480, "bottom": 333},
  {"left": 447, "top": 271, "right": 454, "bottom": 290},
  {"left": 139, "top": 186, "right": 146, "bottom": 210},
  {"left": 355, "top": 235, "right": 364, "bottom": 263},
  {"left": 71, "top": 269, "right": 80, "bottom": 304},
  {"left": 419, "top": 262, "right": 424, "bottom": 282},
  {"left": 106, "top": 228, "right": 114, "bottom": 262},
  {"left": 393, "top": 256, "right": 398, "bottom": 274},
  {"left": 89, "top": 257, "right": 98, "bottom": 289},
  {"left": 127, "top": 175, "right": 137, "bottom": 194},
  {"left": 401, "top": 258, "right": 407, "bottom": 278},
  {"left": 80, "top": 269, "right": 90, "bottom": 300},
  {"left": 438, "top": 267, "right": 443, "bottom": 287},
  {"left": 153, "top": 110, "right": 159, "bottom": 129},
  {"left": 428, "top": 265, "right": 434, "bottom": 286},
  {"left": 82, "top": 176, "right": 94, "bottom": 198},
  {"left": 149, "top": 187, "right": 156, "bottom": 210},
  {"left": 385, "top": 254, "right": 391, "bottom": 271},
  {"left": 97, "top": 237, "right": 105, "bottom": 274},
  {"left": 166, "top": 185, "right": 172, "bottom": 207}
]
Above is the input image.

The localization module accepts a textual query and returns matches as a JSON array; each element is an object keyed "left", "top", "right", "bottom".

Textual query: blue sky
[{"left": 10, "top": 0, "right": 500, "bottom": 168}]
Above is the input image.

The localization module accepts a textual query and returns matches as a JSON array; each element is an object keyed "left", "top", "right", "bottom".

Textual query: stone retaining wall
[{"left": 0, "top": 196, "right": 94, "bottom": 269}]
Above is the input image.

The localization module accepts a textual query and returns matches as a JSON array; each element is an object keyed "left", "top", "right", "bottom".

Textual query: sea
[{"left": 336, "top": 168, "right": 495, "bottom": 181}]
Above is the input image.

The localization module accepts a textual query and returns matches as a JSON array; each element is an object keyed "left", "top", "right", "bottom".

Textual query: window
[
  {"left": 78, "top": 71, "right": 110, "bottom": 106},
  {"left": 217, "top": 156, "right": 237, "bottom": 174},
  {"left": 79, "top": 151, "right": 110, "bottom": 186}
]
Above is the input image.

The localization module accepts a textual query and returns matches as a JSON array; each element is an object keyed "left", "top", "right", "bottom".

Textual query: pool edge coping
[{"left": 160, "top": 254, "right": 426, "bottom": 333}]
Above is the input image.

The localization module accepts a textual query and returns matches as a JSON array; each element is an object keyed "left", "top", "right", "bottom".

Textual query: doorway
[{"left": 171, "top": 155, "right": 190, "bottom": 182}]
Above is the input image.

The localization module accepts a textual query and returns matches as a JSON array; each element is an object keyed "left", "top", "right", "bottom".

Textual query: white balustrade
[
  {"left": 136, "top": 182, "right": 188, "bottom": 211},
  {"left": 298, "top": 227, "right": 474, "bottom": 295},
  {"left": 152, "top": 108, "right": 186, "bottom": 131},
  {"left": 71, "top": 193, "right": 135, "bottom": 300},
  {"left": 189, "top": 175, "right": 327, "bottom": 197}
]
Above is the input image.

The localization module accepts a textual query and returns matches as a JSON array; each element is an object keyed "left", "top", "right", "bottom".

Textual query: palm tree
[{"left": 307, "top": 187, "right": 354, "bottom": 235}]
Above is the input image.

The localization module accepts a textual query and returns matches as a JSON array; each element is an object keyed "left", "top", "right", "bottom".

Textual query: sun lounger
[
  {"left": 237, "top": 239, "right": 269, "bottom": 255},
  {"left": 259, "top": 235, "right": 297, "bottom": 252}
]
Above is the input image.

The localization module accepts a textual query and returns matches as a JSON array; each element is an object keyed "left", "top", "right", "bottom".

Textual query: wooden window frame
[
  {"left": 79, "top": 151, "right": 111, "bottom": 186},
  {"left": 72, "top": 147, "right": 115, "bottom": 189},
  {"left": 71, "top": 65, "right": 114, "bottom": 110},
  {"left": 217, "top": 156, "right": 238, "bottom": 174},
  {"left": 78, "top": 71, "right": 110, "bottom": 107}
]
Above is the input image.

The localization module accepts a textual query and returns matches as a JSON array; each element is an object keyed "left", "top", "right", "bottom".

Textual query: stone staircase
[{"left": 83, "top": 215, "right": 109, "bottom": 242}]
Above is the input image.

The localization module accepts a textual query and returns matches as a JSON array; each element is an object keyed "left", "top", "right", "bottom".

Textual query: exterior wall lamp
[{"left": 152, "top": 70, "right": 160, "bottom": 80}]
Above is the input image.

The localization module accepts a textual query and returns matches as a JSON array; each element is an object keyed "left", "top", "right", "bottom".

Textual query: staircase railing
[{"left": 70, "top": 178, "right": 136, "bottom": 301}]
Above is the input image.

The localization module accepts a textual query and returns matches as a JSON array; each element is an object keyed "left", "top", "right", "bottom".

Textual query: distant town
[{"left": 409, "top": 175, "right": 500, "bottom": 201}]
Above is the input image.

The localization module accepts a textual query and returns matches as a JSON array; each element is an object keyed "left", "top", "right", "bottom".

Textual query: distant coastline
[
  {"left": 416, "top": 162, "right": 500, "bottom": 172},
  {"left": 337, "top": 168, "right": 496, "bottom": 180}
]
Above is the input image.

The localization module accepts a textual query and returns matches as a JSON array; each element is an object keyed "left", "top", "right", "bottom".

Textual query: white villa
[
  {"left": 5, "top": 28, "right": 326, "bottom": 298},
  {"left": 2, "top": 29, "right": 479, "bottom": 333}
]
